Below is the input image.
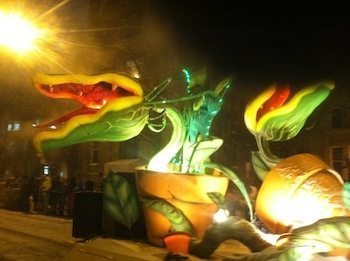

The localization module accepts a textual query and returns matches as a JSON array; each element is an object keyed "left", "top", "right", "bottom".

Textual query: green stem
[
  {"left": 145, "top": 77, "right": 172, "bottom": 102},
  {"left": 144, "top": 91, "right": 212, "bottom": 107},
  {"left": 147, "top": 106, "right": 186, "bottom": 172},
  {"left": 203, "top": 162, "right": 254, "bottom": 222},
  {"left": 255, "top": 134, "right": 281, "bottom": 169},
  {"left": 186, "top": 140, "right": 201, "bottom": 173}
]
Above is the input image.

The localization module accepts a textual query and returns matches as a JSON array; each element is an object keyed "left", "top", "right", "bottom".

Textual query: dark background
[
  {"left": 150, "top": 1, "right": 350, "bottom": 86},
  {"left": 0, "top": 1, "right": 349, "bottom": 119}
]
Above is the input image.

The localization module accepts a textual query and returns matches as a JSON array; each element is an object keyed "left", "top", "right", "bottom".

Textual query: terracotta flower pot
[
  {"left": 135, "top": 167, "right": 229, "bottom": 246},
  {"left": 256, "top": 153, "right": 350, "bottom": 234}
]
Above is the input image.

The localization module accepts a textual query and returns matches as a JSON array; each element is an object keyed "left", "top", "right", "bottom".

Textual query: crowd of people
[{"left": 1, "top": 174, "right": 102, "bottom": 217}]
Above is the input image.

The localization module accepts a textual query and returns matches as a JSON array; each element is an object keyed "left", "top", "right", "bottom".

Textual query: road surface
[{"left": 0, "top": 209, "right": 74, "bottom": 260}]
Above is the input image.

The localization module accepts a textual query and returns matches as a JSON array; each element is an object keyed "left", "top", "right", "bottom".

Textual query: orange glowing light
[
  {"left": 0, "top": 12, "right": 43, "bottom": 54},
  {"left": 255, "top": 154, "right": 349, "bottom": 234}
]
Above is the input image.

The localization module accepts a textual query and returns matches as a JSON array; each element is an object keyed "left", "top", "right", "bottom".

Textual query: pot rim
[{"left": 135, "top": 165, "right": 227, "bottom": 178}]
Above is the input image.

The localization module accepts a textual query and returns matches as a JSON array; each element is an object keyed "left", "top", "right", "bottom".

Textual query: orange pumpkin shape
[{"left": 256, "top": 153, "right": 350, "bottom": 234}]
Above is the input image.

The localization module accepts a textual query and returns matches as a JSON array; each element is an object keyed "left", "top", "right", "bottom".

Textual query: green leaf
[
  {"left": 187, "top": 67, "right": 207, "bottom": 89},
  {"left": 279, "top": 216, "right": 350, "bottom": 259},
  {"left": 186, "top": 92, "right": 224, "bottom": 142},
  {"left": 103, "top": 171, "right": 139, "bottom": 228},
  {"left": 343, "top": 182, "right": 350, "bottom": 209},
  {"left": 207, "top": 192, "right": 228, "bottom": 210},
  {"left": 186, "top": 77, "right": 232, "bottom": 144},
  {"left": 214, "top": 77, "right": 232, "bottom": 96},
  {"left": 183, "top": 137, "right": 223, "bottom": 171},
  {"left": 141, "top": 198, "right": 194, "bottom": 235},
  {"left": 204, "top": 163, "right": 254, "bottom": 221},
  {"left": 251, "top": 151, "right": 272, "bottom": 181}
]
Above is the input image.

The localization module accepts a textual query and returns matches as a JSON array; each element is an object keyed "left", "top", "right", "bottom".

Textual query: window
[
  {"left": 331, "top": 146, "right": 345, "bottom": 174},
  {"left": 43, "top": 165, "right": 49, "bottom": 175},
  {"left": 13, "top": 123, "right": 20, "bottom": 131},
  {"left": 330, "top": 107, "right": 342, "bottom": 128},
  {"left": 7, "top": 122, "right": 21, "bottom": 132},
  {"left": 90, "top": 142, "right": 99, "bottom": 165}
]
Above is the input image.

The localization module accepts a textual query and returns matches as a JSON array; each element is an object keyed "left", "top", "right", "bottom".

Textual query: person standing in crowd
[
  {"left": 31, "top": 177, "right": 41, "bottom": 213},
  {"left": 49, "top": 175, "right": 59, "bottom": 215},
  {"left": 19, "top": 175, "right": 31, "bottom": 212},
  {"left": 96, "top": 172, "right": 105, "bottom": 192},
  {"left": 27, "top": 177, "right": 36, "bottom": 213},
  {"left": 66, "top": 177, "right": 77, "bottom": 217},
  {"left": 40, "top": 174, "right": 52, "bottom": 215},
  {"left": 85, "top": 179, "right": 95, "bottom": 191},
  {"left": 54, "top": 177, "right": 66, "bottom": 216}
]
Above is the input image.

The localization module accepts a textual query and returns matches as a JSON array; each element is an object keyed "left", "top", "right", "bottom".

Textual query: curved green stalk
[
  {"left": 147, "top": 106, "right": 186, "bottom": 172},
  {"left": 203, "top": 162, "right": 254, "bottom": 221},
  {"left": 144, "top": 93, "right": 204, "bottom": 107},
  {"left": 255, "top": 134, "right": 281, "bottom": 168}
]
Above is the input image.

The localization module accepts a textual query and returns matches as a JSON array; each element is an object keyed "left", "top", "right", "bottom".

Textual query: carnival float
[{"left": 32, "top": 69, "right": 350, "bottom": 260}]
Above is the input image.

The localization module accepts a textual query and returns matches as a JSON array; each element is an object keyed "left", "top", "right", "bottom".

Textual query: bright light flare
[
  {"left": 257, "top": 229, "right": 280, "bottom": 245},
  {"left": 213, "top": 208, "right": 229, "bottom": 223},
  {"left": 0, "top": 12, "right": 43, "bottom": 54}
]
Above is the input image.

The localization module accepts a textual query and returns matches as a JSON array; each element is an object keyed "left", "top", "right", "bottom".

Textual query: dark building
[
  {"left": 270, "top": 85, "right": 350, "bottom": 182},
  {"left": 0, "top": 1, "right": 349, "bottom": 186}
]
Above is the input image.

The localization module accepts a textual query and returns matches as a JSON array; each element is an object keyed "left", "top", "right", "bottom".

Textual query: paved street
[
  {"left": 0, "top": 209, "right": 74, "bottom": 260},
  {"left": 0, "top": 209, "right": 249, "bottom": 261}
]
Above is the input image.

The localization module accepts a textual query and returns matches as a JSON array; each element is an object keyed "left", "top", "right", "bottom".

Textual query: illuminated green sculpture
[
  {"left": 33, "top": 69, "right": 233, "bottom": 175},
  {"left": 189, "top": 82, "right": 350, "bottom": 260},
  {"left": 32, "top": 68, "right": 253, "bottom": 238},
  {"left": 33, "top": 69, "right": 234, "bottom": 174},
  {"left": 244, "top": 83, "right": 334, "bottom": 180},
  {"left": 32, "top": 73, "right": 146, "bottom": 151},
  {"left": 32, "top": 71, "right": 350, "bottom": 258},
  {"left": 242, "top": 82, "right": 350, "bottom": 259}
]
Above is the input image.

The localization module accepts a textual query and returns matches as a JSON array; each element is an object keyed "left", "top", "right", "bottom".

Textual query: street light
[{"left": 0, "top": 11, "right": 43, "bottom": 55}]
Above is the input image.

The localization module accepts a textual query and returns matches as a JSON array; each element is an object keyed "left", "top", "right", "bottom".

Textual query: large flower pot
[
  {"left": 256, "top": 153, "right": 350, "bottom": 234},
  {"left": 135, "top": 167, "right": 229, "bottom": 246}
]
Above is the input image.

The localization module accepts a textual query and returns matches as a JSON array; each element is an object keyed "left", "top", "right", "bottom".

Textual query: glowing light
[
  {"left": 213, "top": 208, "right": 229, "bottom": 223},
  {"left": 182, "top": 68, "right": 191, "bottom": 84},
  {"left": 0, "top": 12, "right": 43, "bottom": 54},
  {"left": 148, "top": 107, "right": 186, "bottom": 172},
  {"left": 278, "top": 192, "right": 336, "bottom": 229},
  {"left": 256, "top": 229, "right": 280, "bottom": 245}
]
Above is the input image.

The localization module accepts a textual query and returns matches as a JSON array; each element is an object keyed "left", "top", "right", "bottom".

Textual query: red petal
[
  {"left": 36, "top": 107, "right": 98, "bottom": 128},
  {"left": 257, "top": 85, "right": 290, "bottom": 121}
]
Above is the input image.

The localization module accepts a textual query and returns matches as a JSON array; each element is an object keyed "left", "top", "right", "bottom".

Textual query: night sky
[
  {"left": 150, "top": 1, "right": 350, "bottom": 86},
  {"left": 0, "top": 0, "right": 350, "bottom": 120}
]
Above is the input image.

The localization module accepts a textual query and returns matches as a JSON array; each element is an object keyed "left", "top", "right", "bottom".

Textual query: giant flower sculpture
[
  {"left": 189, "top": 82, "right": 350, "bottom": 260},
  {"left": 32, "top": 73, "right": 147, "bottom": 152},
  {"left": 244, "top": 82, "right": 334, "bottom": 180},
  {"left": 31, "top": 68, "right": 254, "bottom": 246},
  {"left": 237, "top": 81, "right": 350, "bottom": 259}
]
